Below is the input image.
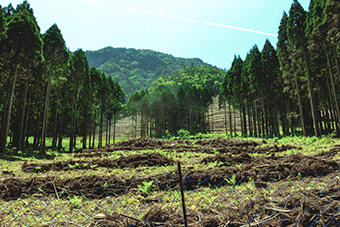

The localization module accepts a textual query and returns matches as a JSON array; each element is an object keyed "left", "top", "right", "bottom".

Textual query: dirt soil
[
  {"left": 74, "top": 138, "right": 300, "bottom": 159},
  {"left": 1, "top": 138, "right": 339, "bottom": 226},
  {"left": 22, "top": 152, "right": 174, "bottom": 173}
]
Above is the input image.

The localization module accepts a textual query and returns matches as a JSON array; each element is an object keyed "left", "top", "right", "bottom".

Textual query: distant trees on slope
[
  {"left": 0, "top": 1, "right": 125, "bottom": 154},
  {"left": 219, "top": 0, "right": 340, "bottom": 138},
  {"left": 127, "top": 65, "right": 225, "bottom": 137}
]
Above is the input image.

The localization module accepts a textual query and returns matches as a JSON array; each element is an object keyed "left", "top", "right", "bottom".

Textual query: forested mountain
[{"left": 85, "top": 47, "right": 209, "bottom": 96}]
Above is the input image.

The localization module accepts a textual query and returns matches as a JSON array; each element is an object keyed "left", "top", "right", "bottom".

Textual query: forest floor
[{"left": 0, "top": 136, "right": 340, "bottom": 226}]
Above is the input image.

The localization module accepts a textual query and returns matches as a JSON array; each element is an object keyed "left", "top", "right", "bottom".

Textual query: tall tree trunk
[
  {"left": 113, "top": 111, "right": 117, "bottom": 144},
  {"left": 57, "top": 103, "right": 64, "bottom": 151},
  {"left": 247, "top": 100, "right": 252, "bottom": 136},
  {"left": 141, "top": 111, "right": 144, "bottom": 138},
  {"left": 89, "top": 118, "right": 92, "bottom": 149},
  {"left": 0, "top": 62, "right": 19, "bottom": 154},
  {"left": 229, "top": 99, "right": 232, "bottom": 137},
  {"left": 41, "top": 54, "right": 55, "bottom": 154},
  {"left": 105, "top": 117, "right": 108, "bottom": 145},
  {"left": 82, "top": 112, "right": 88, "bottom": 149},
  {"left": 294, "top": 73, "right": 307, "bottom": 136},
  {"left": 288, "top": 101, "right": 294, "bottom": 136},
  {"left": 135, "top": 115, "right": 138, "bottom": 138},
  {"left": 69, "top": 82, "right": 78, "bottom": 152},
  {"left": 224, "top": 102, "right": 227, "bottom": 135},
  {"left": 23, "top": 90, "right": 31, "bottom": 148},
  {"left": 233, "top": 104, "right": 237, "bottom": 137},
  {"left": 252, "top": 104, "right": 257, "bottom": 137},
  {"left": 18, "top": 79, "right": 29, "bottom": 150},
  {"left": 108, "top": 118, "right": 111, "bottom": 145},
  {"left": 303, "top": 53, "right": 320, "bottom": 137},
  {"left": 98, "top": 109, "right": 103, "bottom": 148},
  {"left": 325, "top": 43, "right": 340, "bottom": 134},
  {"left": 333, "top": 45, "right": 340, "bottom": 82},
  {"left": 52, "top": 87, "right": 60, "bottom": 149},
  {"left": 92, "top": 111, "right": 96, "bottom": 149}
]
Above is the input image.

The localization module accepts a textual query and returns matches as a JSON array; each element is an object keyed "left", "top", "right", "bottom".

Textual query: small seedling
[
  {"left": 68, "top": 195, "right": 82, "bottom": 209},
  {"left": 138, "top": 180, "right": 154, "bottom": 194},
  {"left": 68, "top": 162, "right": 80, "bottom": 169},
  {"left": 225, "top": 175, "right": 237, "bottom": 188}
]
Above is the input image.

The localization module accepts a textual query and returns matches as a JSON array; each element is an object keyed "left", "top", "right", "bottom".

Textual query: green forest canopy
[{"left": 85, "top": 47, "right": 209, "bottom": 97}]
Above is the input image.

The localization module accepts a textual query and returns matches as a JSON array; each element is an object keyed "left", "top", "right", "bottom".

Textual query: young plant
[{"left": 138, "top": 180, "right": 155, "bottom": 195}]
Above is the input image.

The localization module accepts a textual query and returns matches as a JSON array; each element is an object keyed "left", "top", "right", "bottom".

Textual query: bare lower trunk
[
  {"left": 113, "top": 112, "right": 117, "bottom": 144},
  {"left": 41, "top": 55, "right": 55, "bottom": 154},
  {"left": 57, "top": 104, "right": 64, "bottom": 151},
  {"left": 18, "top": 79, "right": 28, "bottom": 150},
  {"left": 0, "top": 63, "right": 19, "bottom": 154},
  {"left": 304, "top": 53, "right": 320, "bottom": 137},
  {"left": 98, "top": 109, "right": 103, "bottom": 148},
  {"left": 52, "top": 88, "right": 60, "bottom": 149},
  {"left": 294, "top": 73, "right": 307, "bottom": 136}
]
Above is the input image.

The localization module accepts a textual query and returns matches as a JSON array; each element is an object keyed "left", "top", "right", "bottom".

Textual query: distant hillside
[{"left": 85, "top": 47, "right": 210, "bottom": 96}]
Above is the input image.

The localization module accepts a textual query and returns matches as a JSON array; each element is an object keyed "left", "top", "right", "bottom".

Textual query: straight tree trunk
[
  {"left": 41, "top": 54, "right": 55, "bottom": 154},
  {"left": 333, "top": 45, "right": 340, "bottom": 82},
  {"left": 228, "top": 100, "right": 232, "bottom": 137},
  {"left": 82, "top": 112, "right": 88, "bottom": 149},
  {"left": 224, "top": 103, "right": 227, "bottom": 135},
  {"left": 0, "top": 62, "right": 19, "bottom": 154},
  {"left": 98, "top": 109, "right": 103, "bottom": 148},
  {"left": 52, "top": 87, "right": 60, "bottom": 149},
  {"left": 105, "top": 117, "right": 108, "bottom": 145},
  {"left": 57, "top": 104, "right": 64, "bottom": 151},
  {"left": 233, "top": 105, "right": 237, "bottom": 137},
  {"left": 113, "top": 111, "right": 117, "bottom": 144},
  {"left": 89, "top": 119, "right": 92, "bottom": 149},
  {"left": 294, "top": 73, "right": 307, "bottom": 136},
  {"left": 325, "top": 44, "right": 340, "bottom": 134},
  {"left": 23, "top": 90, "right": 31, "bottom": 148},
  {"left": 303, "top": 53, "right": 320, "bottom": 137},
  {"left": 108, "top": 118, "right": 111, "bottom": 145},
  {"left": 135, "top": 115, "right": 138, "bottom": 138},
  {"left": 252, "top": 105, "right": 257, "bottom": 137},
  {"left": 92, "top": 110, "right": 97, "bottom": 148},
  {"left": 18, "top": 79, "right": 29, "bottom": 150},
  {"left": 70, "top": 87, "right": 79, "bottom": 152},
  {"left": 247, "top": 101, "right": 252, "bottom": 136}
]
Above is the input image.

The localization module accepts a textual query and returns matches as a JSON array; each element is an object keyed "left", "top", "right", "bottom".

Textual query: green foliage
[
  {"left": 85, "top": 47, "right": 209, "bottom": 97},
  {"left": 68, "top": 195, "right": 82, "bottom": 209},
  {"left": 177, "top": 129, "right": 190, "bottom": 139},
  {"left": 225, "top": 175, "right": 237, "bottom": 188},
  {"left": 138, "top": 180, "right": 154, "bottom": 194}
]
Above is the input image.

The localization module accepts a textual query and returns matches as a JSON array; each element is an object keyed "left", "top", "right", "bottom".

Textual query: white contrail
[{"left": 87, "top": 0, "right": 278, "bottom": 37}]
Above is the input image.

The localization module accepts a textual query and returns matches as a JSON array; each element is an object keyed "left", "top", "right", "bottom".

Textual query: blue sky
[{"left": 2, "top": 0, "right": 310, "bottom": 69}]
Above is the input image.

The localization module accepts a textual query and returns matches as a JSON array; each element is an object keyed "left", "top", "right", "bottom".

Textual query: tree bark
[
  {"left": 325, "top": 44, "right": 340, "bottom": 134},
  {"left": 113, "top": 111, "right": 117, "bottom": 144},
  {"left": 294, "top": 73, "right": 307, "bottom": 136},
  {"left": 52, "top": 87, "right": 60, "bottom": 149},
  {"left": 92, "top": 111, "right": 96, "bottom": 149},
  {"left": 57, "top": 103, "right": 64, "bottom": 151},
  {"left": 0, "top": 62, "right": 19, "bottom": 154},
  {"left": 23, "top": 90, "right": 31, "bottom": 148},
  {"left": 98, "top": 109, "right": 103, "bottom": 148},
  {"left": 303, "top": 53, "right": 320, "bottom": 137},
  {"left": 18, "top": 79, "right": 29, "bottom": 150},
  {"left": 41, "top": 54, "right": 55, "bottom": 154}
]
